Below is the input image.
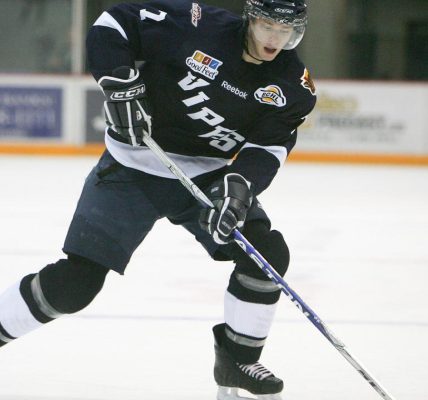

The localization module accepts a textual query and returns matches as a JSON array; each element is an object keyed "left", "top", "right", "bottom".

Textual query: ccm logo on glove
[{"left": 110, "top": 84, "right": 146, "bottom": 101}]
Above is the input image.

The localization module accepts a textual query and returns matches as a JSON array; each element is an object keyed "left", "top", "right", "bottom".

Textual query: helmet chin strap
[
  {"left": 244, "top": 49, "right": 265, "bottom": 63},
  {"left": 243, "top": 31, "right": 265, "bottom": 63}
]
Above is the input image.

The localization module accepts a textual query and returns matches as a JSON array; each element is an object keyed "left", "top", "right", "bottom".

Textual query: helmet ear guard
[{"left": 243, "top": 0, "right": 308, "bottom": 50}]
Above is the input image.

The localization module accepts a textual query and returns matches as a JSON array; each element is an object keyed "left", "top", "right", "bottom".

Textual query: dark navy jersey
[{"left": 87, "top": 0, "right": 316, "bottom": 194}]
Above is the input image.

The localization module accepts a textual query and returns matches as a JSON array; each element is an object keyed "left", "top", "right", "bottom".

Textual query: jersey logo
[
  {"left": 221, "top": 80, "right": 248, "bottom": 99},
  {"left": 254, "top": 85, "right": 286, "bottom": 107},
  {"left": 178, "top": 72, "right": 245, "bottom": 152},
  {"left": 190, "top": 3, "right": 202, "bottom": 27},
  {"left": 300, "top": 68, "right": 316, "bottom": 95},
  {"left": 186, "top": 50, "right": 223, "bottom": 80}
]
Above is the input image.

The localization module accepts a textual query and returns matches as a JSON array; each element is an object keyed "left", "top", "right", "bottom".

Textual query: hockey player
[{"left": 0, "top": 1, "right": 316, "bottom": 399}]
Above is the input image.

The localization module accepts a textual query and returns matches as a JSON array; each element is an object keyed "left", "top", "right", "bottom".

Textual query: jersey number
[
  {"left": 199, "top": 128, "right": 245, "bottom": 152},
  {"left": 140, "top": 9, "right": 167, "bottom": 21}
]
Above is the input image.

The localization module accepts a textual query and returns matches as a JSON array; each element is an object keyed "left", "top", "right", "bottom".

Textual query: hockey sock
[
  {"left": 0, "top": 256, "right": 108, "bottom": 346},
  {"left": 0, "top": 275, "right": 46, "bottom": 346},
  {"left": 223, "top": 221, "right": 290, "bottom": 363}
]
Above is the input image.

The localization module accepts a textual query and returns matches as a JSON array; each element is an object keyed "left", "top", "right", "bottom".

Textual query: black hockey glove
[
  {"left": 98, "top": 67, "right": 152, "bottom": 146},
  {"left": 199, "top": 173, "right": 253, "bottom": 245}
]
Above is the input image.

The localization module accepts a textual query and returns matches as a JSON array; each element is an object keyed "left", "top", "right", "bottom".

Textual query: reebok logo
[
  {"left": 190, "top": 3, "right": 201, "bottom": 27},
  {"left": 221, "top": 81, "right": 248, "bottom": 99}
]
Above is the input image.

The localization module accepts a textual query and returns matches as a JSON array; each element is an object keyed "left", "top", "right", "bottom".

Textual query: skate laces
[{"left": 237, "top": 362, "right": 273, "bottom": 381}]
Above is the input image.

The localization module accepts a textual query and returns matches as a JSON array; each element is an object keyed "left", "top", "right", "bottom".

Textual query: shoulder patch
[
  {"left": 190, "top": 3, "right": 202, "bottom": 27},
  {"left": 254, "top": 85, "right": 287, "bottom": 107},
  {"left": 300, "top": 68, "right": 316, "bottom": 96}
]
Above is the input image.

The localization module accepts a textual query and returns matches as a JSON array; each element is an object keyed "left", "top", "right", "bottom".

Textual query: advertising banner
[
  {"left": 85, "top": 88, "right": 105, "bottom": 143},
  {"left": 0, "top": 75, "right": 427, "bottom": 161},
  {"left": 0, "top": 87, "right": 62, "bottom": 138},
  {"left": 299, "top": 82, "right": 428, "bottom": 155}
]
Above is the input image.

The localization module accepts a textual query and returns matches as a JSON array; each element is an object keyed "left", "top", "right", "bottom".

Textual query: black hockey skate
[{"left": 213, "top": 324, "right": 283, "bottom": 400}]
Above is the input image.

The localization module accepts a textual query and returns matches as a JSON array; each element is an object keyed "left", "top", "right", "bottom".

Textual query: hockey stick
[{"left": 141, "top": 132, "right": 396, "bottom": 400}]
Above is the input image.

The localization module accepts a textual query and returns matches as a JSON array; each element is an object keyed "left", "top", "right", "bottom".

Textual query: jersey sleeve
[
  {"left": 86, "top": 1, "right": 188, "bottom": 80},
  {"left": 228, "top": 92, "right": 316, "bottom": 195}
]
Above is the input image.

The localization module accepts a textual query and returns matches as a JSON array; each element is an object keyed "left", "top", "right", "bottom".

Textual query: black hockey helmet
[{"left": 243, "top": 0, "right": 308, "bottom": 49}]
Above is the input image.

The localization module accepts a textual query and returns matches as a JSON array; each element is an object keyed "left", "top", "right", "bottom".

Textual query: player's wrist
[{"left": 98, "top": 67, "right": 140, "bottom": 88}]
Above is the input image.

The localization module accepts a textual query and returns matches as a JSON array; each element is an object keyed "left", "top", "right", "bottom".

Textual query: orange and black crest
[{"left": 300, "top": 68, "right": 316, "bottom": 96}]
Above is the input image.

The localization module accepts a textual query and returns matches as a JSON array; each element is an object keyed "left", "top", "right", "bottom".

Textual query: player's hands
[
  {"left": 199, "top": 173, "right": 253, "bottom": 244},
  {"left": 98, "top": 67, "right": 152, "bottom": 146}
]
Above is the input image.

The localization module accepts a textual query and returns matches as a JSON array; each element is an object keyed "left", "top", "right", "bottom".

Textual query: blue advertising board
[{"left": 0, "top": 87, "right": 62, "bottom": 138}]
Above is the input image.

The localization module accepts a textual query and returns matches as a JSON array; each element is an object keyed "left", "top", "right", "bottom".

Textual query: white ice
[{"left": 0, "top": 155, "right": 427, "bottom": 400}]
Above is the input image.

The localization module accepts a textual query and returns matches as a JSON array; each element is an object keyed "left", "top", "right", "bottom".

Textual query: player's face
[{"left": 246, "top": 18, "right": 294, "bottom": 62}]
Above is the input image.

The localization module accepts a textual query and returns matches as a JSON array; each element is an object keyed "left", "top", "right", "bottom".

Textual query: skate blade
[{"left": 217, "top": 386, "right": 283, "bottom": 400}]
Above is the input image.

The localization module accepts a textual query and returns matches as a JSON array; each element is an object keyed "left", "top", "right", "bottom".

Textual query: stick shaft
[{"left": 142, "top": 134, "right": 396, "bottom": 400}]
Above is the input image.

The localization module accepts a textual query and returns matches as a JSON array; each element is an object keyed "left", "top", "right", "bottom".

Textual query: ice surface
[{"left": 0, "top": 155, "right": 427, "bottom": 400}]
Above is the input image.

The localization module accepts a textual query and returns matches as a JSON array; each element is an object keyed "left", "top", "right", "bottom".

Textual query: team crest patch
[
  {"left": 186, "top": 50, "right": 223, "bottom": 80},
  {"left": 190, "top": 3, "right": 201, "bottom": 27},
  {"left": 254, "top": 85, "right": 286, "bottom": 107},
  {"left": 300, "top": 68, "right": 316, "bottom": 95}
]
